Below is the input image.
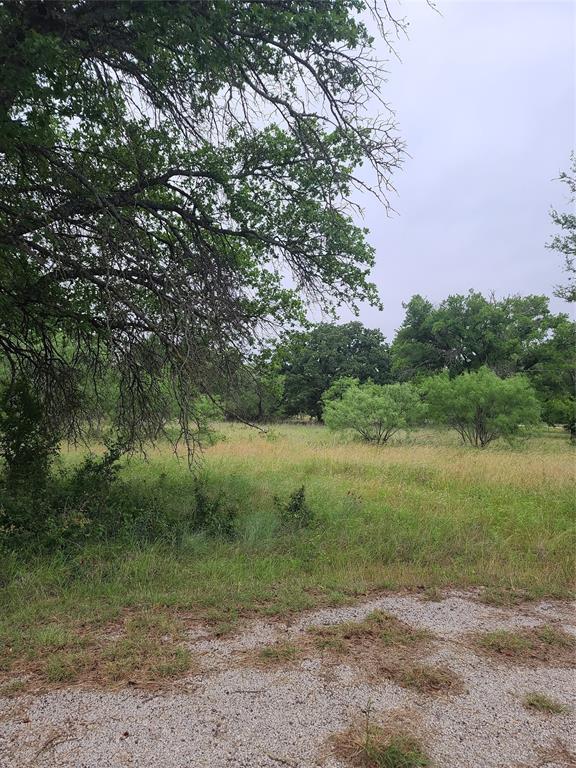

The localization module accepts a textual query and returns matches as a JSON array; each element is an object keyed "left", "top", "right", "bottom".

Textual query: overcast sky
[{"left": 332, "top": 0, "right": 575, "bottom": 339}]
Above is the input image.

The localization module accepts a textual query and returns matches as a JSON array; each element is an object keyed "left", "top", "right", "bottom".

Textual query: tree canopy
[
  {"left": 523, "top": 316, "right": 576, "bottom": 438},
  {"left": 277, "top": 321, "right": 392, "bottom": 419},
  {"left": 423, "top": 367, "right": 541, "bottom": 448},
  {"left": 549, "top": 154, "right": 576, "bottom": 303},
  {"left": 0, "top": 0, "right": 403, "bottom": 457},
  {"left": 391, "top": 291, "right": 557, "bottom": 380},
  {"left": 323, "top": 379, "right": 424, "bottom": 444}
]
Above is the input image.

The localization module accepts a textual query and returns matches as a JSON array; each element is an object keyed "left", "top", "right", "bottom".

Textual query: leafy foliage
[
  {"left": 278, "top": 322, "right": 392, "bottom": 419},
  {"left": 221, "top": 353, "right": 285, "bottom": 423},
  {"left": 0, "top": 377, "right": 59, "bottom": 492},
  {"left": 276, "top": 485, "right": 314, "bottom": 529},
  {"left": 0, "top": 0, "right": 403, "bottom": 462},
  {"left": 192, "top": 480, "right": 237, "bottom": 540},
  {"left": 323, "top": 380, "right": 425, "bottom": 444},
  {"left": 422, "top": 367, "right": 541, "bottom": 448},
  {"left": 391, "top": 292, "right": 558, "bottom": 380},
  {"left": 523, "top": 317, "right": 576, "bottom": 439},
  {"left": 548, "top": 154, "right": 576, "bottom": 302}
]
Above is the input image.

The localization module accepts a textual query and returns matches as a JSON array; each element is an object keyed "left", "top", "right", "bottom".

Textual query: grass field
[{"left": 1, "top": 423, "right": 574, "bottom": 690}]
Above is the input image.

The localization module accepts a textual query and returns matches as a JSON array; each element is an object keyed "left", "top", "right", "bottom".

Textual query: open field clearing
[
  {"left": 1, "top": 424, "right": 575, "bottom": 688},
  {"left": 0, "top": 425, "right": 574, "bottom": 766}
]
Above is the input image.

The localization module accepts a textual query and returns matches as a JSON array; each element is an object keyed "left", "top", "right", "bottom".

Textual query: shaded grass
[
  {"left": 0, "top": 424, "right": 574, "bottom": 690},
  {"left": 471, "top": 625, "right": 576, "bottom": 667},
  {"left": 523, "top": 692, "right": 570, "bottom": 714}
]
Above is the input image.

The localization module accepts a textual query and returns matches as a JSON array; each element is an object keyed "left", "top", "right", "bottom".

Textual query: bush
[
  {"left": 323, "top": 380, "right": 425, "bottom": 444},
  {"left": 276, "top": 486, "right": 314, "bottom": 529},
  {"left": 0, "top": 451, "right": 240, "bottom": 549},
  {"left": 0, "top": 378, "right": 59, "bottom": 493},
  {"left": 192, "top": 480, "right": 237, "bottom": 539},
  {"left": 423, "top": 367, "right": 541, "bottom": 448}
]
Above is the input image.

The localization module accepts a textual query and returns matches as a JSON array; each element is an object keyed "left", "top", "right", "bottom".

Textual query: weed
[
  {"left": 333, "top": 721, "right": 430, "bottom": 768},
  {"left": 523, "top": 692, "right": 569, "bottom": 714},
  {"left": 193, "top": 481, "right": 237, "bottom": 539},
  {"left": 257, "top": 642, "right": 301, "bottom": 664},
  {"left": 276, "top": 485, "right": 314, "bottom": 529}
]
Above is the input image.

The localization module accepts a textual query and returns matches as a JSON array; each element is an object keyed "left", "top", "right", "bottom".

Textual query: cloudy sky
[{"left": 333, "top": 0, "right": 575, "bottom": 339}]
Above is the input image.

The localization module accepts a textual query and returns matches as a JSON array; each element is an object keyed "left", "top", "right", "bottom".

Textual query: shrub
[
  {"left": 323, "top": 381, "right": 425, "bottom": 445},
  {"left": 0, "top": 378, "right": 59, "bottom": 493},
  {"left": 422, "top": 367, "right": 541, "bottom": 448},
  {"left": 192, "top": 480, "right": 237, "bottom": 539},
  {"left": 276, "top": 485, "right": 314, "bottom": 529}
]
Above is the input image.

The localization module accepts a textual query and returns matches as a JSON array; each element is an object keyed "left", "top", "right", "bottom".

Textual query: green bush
[
  {"left": 323, "top": 381, "right": 425, "bottom": 444},
  {"left": 0, "top": 378, "right": 59, "bottom": 493},
  {"left": 0, "top": 450, "right": 240, "bottom": 549},
  {"left": 423, "top": 367, "right": 541, "bottom": 448},
  {"left": 276, "top": 485, "right": 314, "bottom": 529},
  {"left": 192, "top": 480, "right": 237, "bottom": 540}
]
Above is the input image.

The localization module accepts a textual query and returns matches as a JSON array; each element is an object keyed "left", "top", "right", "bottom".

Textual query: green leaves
[
  {"left": 323, "top": 380, "right": 425, "bottom": 444},
  {"left": 0, "top": 1, "right": 403, "bottom": 453},
  {"left": 423, "top": 367, "right": 542, "bottom": 448},
  {"left": 548, "top": 154, "right": 576, "bottom": 302},
  {"left": 278, "top": 322, "right": 392, "bottom": 419},
  {"left": 391, "top": 291, "right": 559, "bottom": 380}
]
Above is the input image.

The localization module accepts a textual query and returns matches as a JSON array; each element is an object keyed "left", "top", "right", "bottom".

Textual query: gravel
[{"left": 0, "top": 590, "right": 574, "bottom": 768}]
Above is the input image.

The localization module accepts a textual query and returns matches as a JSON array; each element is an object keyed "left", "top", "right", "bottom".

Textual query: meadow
[{"left": 1, "top": 423, "right": 574, "bottom": 689}]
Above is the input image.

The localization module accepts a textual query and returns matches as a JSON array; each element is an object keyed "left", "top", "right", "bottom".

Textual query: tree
[
  {"left": 221, "top": 355, "right": 285, "bottom": 423},
  {"left": 391, "top": 291, "right": 557, "bottom": 380},
  {"left": 523, "top": 317, "right": 576, "bottom": 440},
  {"left": 278, "top": 322, "right": 392, "bottom": 419},
  {"left": 548, "top": 154, "right": 576, "bottom": 302},
  {"left": 423, "top": 367, "right": 541, "bottom": 448},
  {"left": 323, "top": 380, "right": 425, "bottom": 445},
  {"left": 0, "top": 1, "right": 404, "bottom": 469}
]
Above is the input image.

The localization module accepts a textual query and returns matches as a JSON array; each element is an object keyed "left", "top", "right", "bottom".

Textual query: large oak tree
[{"left": 0, "top": 0, "right": 404, "bottom": 461}]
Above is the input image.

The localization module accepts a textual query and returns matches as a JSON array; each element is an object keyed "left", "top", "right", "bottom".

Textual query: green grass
[
  {"left": 523, "top": 692, "right": 569, "bottom": 714},
  {"left": 472, "top": 625, "right": 576, "bottom": 665},
  {"left": 333, "top": 723, "right": 430, "bottom": 768},
  {"left": 309, "top": 610, "right": 431, "bottom": 649},
  {"left": 257, "top": 642, "right": 301, "bottom": 664},
  {"left": 0, "top": 423, "right": 574, "bottom": 689}
]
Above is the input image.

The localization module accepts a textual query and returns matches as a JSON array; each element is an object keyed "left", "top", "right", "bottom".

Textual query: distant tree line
[{"left": 219, "top": 291, "right": 575, "bottom": 441}]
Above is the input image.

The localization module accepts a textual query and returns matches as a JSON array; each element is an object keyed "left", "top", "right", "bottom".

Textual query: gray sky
[{"left": 335, "top": 0, "right": 575, "bottom": 339}]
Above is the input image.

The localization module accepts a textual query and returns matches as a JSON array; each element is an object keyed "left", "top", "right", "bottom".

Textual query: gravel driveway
[{"left": 1, "top": 591, "right": 574, "bottom": 768}]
